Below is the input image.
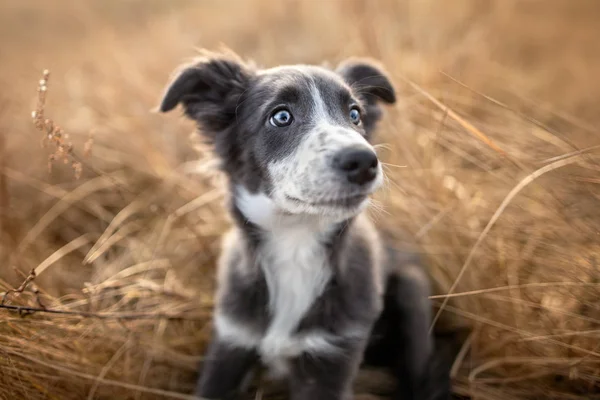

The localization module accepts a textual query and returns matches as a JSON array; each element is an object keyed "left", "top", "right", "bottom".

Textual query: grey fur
[{"left": 159, "top": 51, "right": 451, "bottom": 400}]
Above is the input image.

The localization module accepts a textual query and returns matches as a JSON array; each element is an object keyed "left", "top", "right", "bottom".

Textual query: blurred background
[{"left": 1, "top": 0, "right": 600, "bottom": 399}]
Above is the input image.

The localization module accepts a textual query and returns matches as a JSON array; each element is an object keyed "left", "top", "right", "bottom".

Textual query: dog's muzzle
[{"left": 332, "top": 145, "right": 379, "bottom": 186}]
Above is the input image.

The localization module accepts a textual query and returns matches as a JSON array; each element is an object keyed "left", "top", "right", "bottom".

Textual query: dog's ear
[
  {"left": 158, "top": 54, "right": 253, "bottom": 135},
  {"left": 336, "top": 58, "right": 396, "bottom": 133}
]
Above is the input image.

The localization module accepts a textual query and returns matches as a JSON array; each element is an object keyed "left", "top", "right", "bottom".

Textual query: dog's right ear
[
  {"left": 336, "top": 58, "right": 395, "bottom": 136},
  {"left": 158, "top": 54, "right": 253, "bottom": 134}
]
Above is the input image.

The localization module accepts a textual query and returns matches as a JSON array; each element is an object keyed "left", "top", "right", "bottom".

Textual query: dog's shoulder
[
  {"left": 214, "top": 227, "right": 271, "bottom": 331},
  {"left": 215, "top": 227, "right": 262, "bottom": 301},
  {"left": 216, "top": 228, "right": 244, "bottom": 282},
  {"left": 344, "top": 213, "right": 388, "bottom": 296}
]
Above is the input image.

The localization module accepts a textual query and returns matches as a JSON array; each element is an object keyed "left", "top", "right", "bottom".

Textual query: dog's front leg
[
  {"left": 287, "top": 343, "right": 365, "bottom": 400},
  {"left": 194, "top": 334, "right": 258, "bottom": 400}
]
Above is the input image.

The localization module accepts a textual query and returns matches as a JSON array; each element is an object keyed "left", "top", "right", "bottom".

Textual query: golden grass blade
[
  {"left": 83, "top": 221, "right": 142, "bottom": 264},
  {"left": 34, "top": 233, "right": 95, "bottom": 277},
  {"left": 4, "top": 350, "right": 202, "bottom": 400},
  {"left": 429, "top": 282, "right": 600, "bottom": 300},
  {"left": 15, "top": 174, "right": 124, "bottom": 256},
  {"left": 397, "top": 76, "right": 511, "bottom": 159},
  {"left": 430, "top": 151, "right": 599, "bottom": 334},
  {"left": 85, "top": 196, "right": 149, "bottom": 261}
]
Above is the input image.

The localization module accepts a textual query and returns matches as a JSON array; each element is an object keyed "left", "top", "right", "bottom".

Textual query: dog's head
[{"left": 159, "top": 51, "right": 395, "bottom": 222}]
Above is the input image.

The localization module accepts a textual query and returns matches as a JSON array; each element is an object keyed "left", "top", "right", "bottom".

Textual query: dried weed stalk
[{"left": 32, "top": 69, "right": 93, "bottom": 179}]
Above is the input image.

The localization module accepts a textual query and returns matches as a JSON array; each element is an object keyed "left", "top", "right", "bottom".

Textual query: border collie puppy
[{"left": 158, "top": 50, "right": 451, "bottom": 400}]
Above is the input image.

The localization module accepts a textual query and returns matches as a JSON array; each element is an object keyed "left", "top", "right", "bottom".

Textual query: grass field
[{"left": 1, "top": 1, "right": 600, "bottom": 399}]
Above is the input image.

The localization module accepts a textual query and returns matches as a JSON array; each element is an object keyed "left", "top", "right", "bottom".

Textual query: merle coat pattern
[{"left": 158, "top": 50, "right": 451, "bottom": 400}]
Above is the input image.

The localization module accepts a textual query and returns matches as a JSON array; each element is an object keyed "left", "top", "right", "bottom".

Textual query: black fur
[{"left": 195, "top": 341, "right": 258, "bottom": 400}]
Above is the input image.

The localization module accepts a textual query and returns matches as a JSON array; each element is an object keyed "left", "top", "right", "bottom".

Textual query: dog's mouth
[{"left": 284, "top": 193, "right": 368, "bottom": 209}]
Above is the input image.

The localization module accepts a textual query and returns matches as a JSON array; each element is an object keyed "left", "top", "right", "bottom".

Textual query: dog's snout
[{"left": 333, "top": 147, "right": 379, "bottom": 185}]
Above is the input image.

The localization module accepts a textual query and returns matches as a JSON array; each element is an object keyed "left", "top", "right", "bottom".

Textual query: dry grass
[{"left": 1, "top": 0, "right": 600, "bottom": 399}]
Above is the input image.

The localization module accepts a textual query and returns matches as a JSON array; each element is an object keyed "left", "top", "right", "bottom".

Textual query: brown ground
[{"left": 1, "top": 1, "right": 600, "bottom": 399}]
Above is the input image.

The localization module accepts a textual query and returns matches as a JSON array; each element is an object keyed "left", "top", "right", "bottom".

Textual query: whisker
[
  {"left": 368, "top": 200, "right": 389, "bottom": 222},
  {"left": 381, "top": 162, "right": 407, "bottom": 169},
  {"left": 381, "top": 167, "right": 407, "bottom": 195},
  {"left": 373, "top": 143, "right": 393, "bottom": 152}
]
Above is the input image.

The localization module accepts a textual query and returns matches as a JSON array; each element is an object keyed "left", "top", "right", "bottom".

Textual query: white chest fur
[
  {"left": 234, "top": 187, "right": 336, "bottom": 375},
  {"left": 259, "top": 216, "right": 332, "bottom": 356}
]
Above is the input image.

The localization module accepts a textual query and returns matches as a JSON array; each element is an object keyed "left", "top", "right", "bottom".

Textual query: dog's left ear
[
  {"left": 336, "top": 58, "right": 396, "bottom": 133},
  {"left": 157, "top": 53, "right": 254, "bottom": 138}
]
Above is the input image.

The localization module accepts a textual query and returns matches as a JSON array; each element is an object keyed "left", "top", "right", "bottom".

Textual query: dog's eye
[
  {"left": 270, "top": 109, "right": 293, "bottom": 127},
  {"left": 349, "top": 107, "right": 361, "bottom": 125}
]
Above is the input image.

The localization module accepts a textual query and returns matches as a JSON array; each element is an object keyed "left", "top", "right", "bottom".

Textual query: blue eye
[
  {"left": 270, "top": 109, "right": 293, "bottom": 127},
  {"left": 349, "top": 108, "right": 361, "bottom": 125}
]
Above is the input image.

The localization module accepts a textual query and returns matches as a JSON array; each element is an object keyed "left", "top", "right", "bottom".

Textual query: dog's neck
[
  {"left": 234, "top": 186, "right": 334, "bottom": 232},
  {"left": 230, "top": 185, "right": 352, "bottom": 256}
]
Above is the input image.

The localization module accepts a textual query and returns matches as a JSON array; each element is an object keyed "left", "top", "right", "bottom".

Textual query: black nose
[{"left": 333, "top": 147, "right": 379, "bottom": 185}]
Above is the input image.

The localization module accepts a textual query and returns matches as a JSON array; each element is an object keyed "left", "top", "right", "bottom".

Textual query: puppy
[{"left": 158, "top": 50, "right": 451, "bottom": 400}]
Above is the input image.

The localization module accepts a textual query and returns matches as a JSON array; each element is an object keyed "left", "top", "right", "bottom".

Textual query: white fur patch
[
  {"left": 232, "top": 186, "right": 340, "bottom": 374},
  {"left": 214, "top": 312, "right": 262, "bottom": 349},
  {"left": 265, "top": 82, "right": 383, "bottom": 219},
  {"left": 215, "top": 313, "right": 344, "bottom": 378}
]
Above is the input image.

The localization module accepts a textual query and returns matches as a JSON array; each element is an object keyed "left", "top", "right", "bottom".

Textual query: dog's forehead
[{"left": 256, "top": 65, "right": 352, "bottom": 99}]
